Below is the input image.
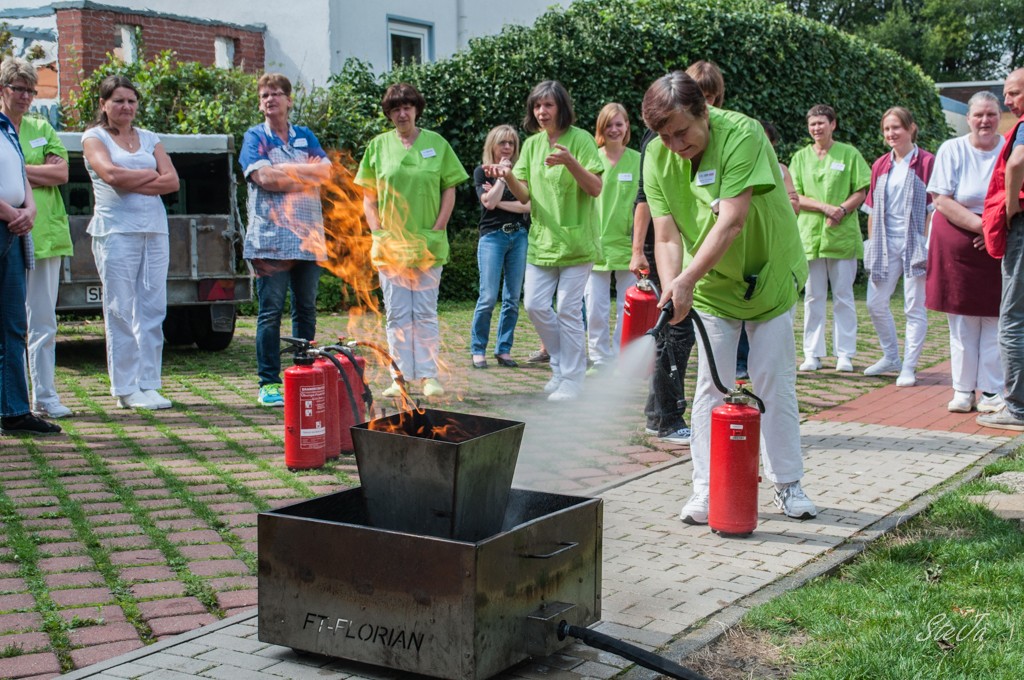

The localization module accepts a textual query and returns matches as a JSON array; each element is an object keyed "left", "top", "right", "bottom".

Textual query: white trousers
[
  {"left": 92, "top": 233, "right": 169, "bottom": 397},
  {"left": 25, "top": 256, "right": 64, "bottom": 409},
  {"left": 948, "top": 314, "right": 1003, "bottom": 394},
  {"left": 803, "top": 257, "right": 858, "bottom": 360},
  {"left": 378, "top": 266, "right": 442, "bottom": 381},
  {"left": 865, "top": 250, "right": 927, "bottom": 369},
  {"left": 691, "top": 307, "right": 803, "bottom": 490},
  {"left": 524, "top": 262, "right": 592, "bottom": 386},
  {"left": 585, "top": 269, "right": 637, "bottom": 364}
]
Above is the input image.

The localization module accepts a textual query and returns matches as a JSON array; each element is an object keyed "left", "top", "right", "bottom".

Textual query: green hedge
[{"left": 62, "top": 0, "right": 946, "bottom": 308}]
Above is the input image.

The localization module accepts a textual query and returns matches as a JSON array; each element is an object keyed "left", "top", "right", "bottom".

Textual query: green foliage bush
[{"left": 60, "top": 0, "right": 947, "bottom": 307}]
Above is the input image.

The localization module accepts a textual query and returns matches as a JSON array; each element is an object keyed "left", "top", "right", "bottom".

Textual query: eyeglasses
[
  {"left": 4, "top": 85, "right": 38, "bottom": 96},
  {"left": 260, "top": 91, "right": 287, "bottom": 100}
]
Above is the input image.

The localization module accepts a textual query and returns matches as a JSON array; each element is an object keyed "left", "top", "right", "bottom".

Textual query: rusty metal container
[
  {"left": 257, "top": 487, "right": 602, "bottom": 680},
  {"left": 351, "top": 409, "right": 524, "bottom": 542}
]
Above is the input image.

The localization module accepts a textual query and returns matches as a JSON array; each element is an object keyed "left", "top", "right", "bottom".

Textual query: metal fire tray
[{"left": 258, "top": 487, "right": 602, "bottom": 680}]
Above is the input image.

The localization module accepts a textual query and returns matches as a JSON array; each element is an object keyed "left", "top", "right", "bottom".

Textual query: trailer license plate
[{"left": 86, "top": 286, "right": 102, "bottom": 303}]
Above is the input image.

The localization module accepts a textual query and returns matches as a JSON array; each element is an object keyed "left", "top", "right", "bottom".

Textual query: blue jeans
[
  {"left": 470, "top": 228, "right": 528, "bottom": 356},
  {"left": 1000, "top": 214, "right": 1024, "bottom": 418},
  {"left": 1, "top": 227, "right": 30, "bottom": 418},
  {"left": 254, "top": 260, "right": 322, "bottom": 386}
]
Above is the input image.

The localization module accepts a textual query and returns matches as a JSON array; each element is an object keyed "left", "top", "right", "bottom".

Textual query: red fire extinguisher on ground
[
  {"left": 282, "top": 340, "right": 327, "bottom": 471},
  {"left": 313, "top": 356, "right": 341, "bottom": 460},
  {"left": 620, "top": 273, "right": 662, "bottom": 348},
  {"left": 709, "top": 387, "right": 762, "bottom": 536},
  {"left": 332, "top": 349, "right": 368, "bottom": 454}
]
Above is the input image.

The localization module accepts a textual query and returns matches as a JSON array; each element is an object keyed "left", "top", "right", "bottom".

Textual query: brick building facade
[{"left": 53, "top": 3, "right": 264, "bottom": 102}]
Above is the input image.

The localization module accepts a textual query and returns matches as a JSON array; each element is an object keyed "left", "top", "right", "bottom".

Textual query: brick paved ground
[{"left": 0, "top": 296, "right": 1010, "bottom": 679}]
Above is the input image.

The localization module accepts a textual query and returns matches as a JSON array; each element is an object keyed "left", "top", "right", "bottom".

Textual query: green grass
[{"left": 740, "top": 450, "right": 1024, "bottom": 680}]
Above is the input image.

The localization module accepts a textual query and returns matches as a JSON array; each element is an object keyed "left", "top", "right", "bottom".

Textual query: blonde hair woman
[
  {"left": 470, "top": 125, "right": 531, "bottom": 369},
  {"left": 585, "top": 103, "right": 640, "bottom": 367}
]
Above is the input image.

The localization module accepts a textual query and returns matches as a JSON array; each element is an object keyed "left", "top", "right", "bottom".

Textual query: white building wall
[{"left": 1, "top": 0, "right": 569, "bottom": 86}]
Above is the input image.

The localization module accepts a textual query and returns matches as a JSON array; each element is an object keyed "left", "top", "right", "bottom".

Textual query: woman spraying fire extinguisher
[{"left": 641, "top": 71, "right": 818, "bottom": 526}]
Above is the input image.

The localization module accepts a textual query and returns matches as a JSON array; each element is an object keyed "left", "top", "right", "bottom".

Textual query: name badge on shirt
[
  {"left": 29, "top": 137, "right": 47, "bottom": 148},
  {"left": 617, "top": 172, "right": 633, "bottom": 182},
  {"left": 696, "top": 169, "right": 717, "bottom": 186},
  {"left": 293, "top": 138, "right": 308, "bottom": 148},
  {"left": 421, "top": 148, "right": 437, "bottom": 159},
  {"left": 830, "top": 161, "right": 845, "bottom": 171}
]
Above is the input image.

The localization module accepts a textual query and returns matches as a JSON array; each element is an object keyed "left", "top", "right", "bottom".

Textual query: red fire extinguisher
[
  {"left": 709, "top": 388, "right": 761, "bottom": 536},
  {"left": 313, "top": 356, "right": 341, "bottom": 460},
  {"left": 620, "top": 274, "right": 662, "bottom": 348},
  {"left": 333, "top": 350, "right": 368, "bottom": 454},
  {"left": 283, "top": 353, "right": 327, "bottom": 471}
]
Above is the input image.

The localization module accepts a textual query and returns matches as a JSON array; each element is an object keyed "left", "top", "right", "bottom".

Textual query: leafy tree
[{"left": 1, "top": 22, "right": 13, "bottom": 58}]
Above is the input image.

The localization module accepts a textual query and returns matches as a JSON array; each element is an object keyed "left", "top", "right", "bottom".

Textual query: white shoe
[
  {"left": 117, "top": 391, "right": 156, "bottom": 410},
  {"left": 142, "top": 390, "right": 172, "bottom": 409},
  {"left": 863, "top": 357, "right": 901, "bottom": 376},
  {"left": 835, "top": 357, "right": 854, "bottom": 372},
  {"left": 947, "top": 391, "right": 976, "bottom": 413},
  {"left": 32, "top": 402, "right": 73, "bottom": 419},
  {"left": 896, "top": 367, "right": 917, "bottom": 387},
  {"left": 774, "top": 481, "right": 818, "bottom": 519},
  {"left": 679, "top": 488, "right": 710, "bottom": 525},
  {"left": 543, "top": 375, "right": 563, "bottom": 394},
  {"left": 421, "top": 378, "right": 445, "bottom": 398},
  {"left": 798, "top": 357, "right": 821, "bottom": 372},
  {"left": 547, "top": 381, "right": 581, "bottom": 402},
  {"left": 977, "top": 393, "right": 1005, "bottom": 413}
]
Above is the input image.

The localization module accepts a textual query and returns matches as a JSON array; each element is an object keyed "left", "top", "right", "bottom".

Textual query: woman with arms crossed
[{"left": 83, "top": 76, "right": 179, "bottom": 410}]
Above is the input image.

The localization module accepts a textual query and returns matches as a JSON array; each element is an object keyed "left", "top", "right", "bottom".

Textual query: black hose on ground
[{"left": 557, "top": 621, "right": 710, "bottom": 680}]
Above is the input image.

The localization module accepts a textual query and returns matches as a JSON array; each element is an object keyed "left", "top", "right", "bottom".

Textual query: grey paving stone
[{"left": 194, "top": 648, "right": 279, "bottom": 671}]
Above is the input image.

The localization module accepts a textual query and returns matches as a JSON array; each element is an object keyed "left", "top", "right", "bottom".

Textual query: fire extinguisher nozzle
[{"left": 646, "top": 302, "right": 674, "bottom": 338}]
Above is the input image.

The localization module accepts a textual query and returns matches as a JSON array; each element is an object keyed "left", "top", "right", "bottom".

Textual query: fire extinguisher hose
[
  {"left": 557, "top": 621, "right": 710, "bottom": 680},
  {"left": 315, "top": 351, "right": 362, "bottom": 430}
]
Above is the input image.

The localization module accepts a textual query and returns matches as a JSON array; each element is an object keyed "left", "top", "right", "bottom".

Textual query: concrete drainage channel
[{"left": 619, "top": 434, "right": 1024, "bottom": 680}]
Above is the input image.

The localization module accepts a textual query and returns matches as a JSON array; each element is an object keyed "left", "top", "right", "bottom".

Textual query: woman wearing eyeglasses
[
  {"left": 0, "top": 57, "right": 61, "bottom": 435},
  {"left": 0, "top": 57, "right": 73, "bottom": 422}
]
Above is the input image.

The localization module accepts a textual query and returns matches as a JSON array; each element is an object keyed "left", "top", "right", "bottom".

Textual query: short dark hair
[
  {"left": 685, "top": 60, "right": 725, "bottom": 108},
  {"left": 760, "top": 120, "right": 778, "bottom": 145},
  {"left": 382, "top": 82, "right": 425, "bottom": 119},
  {"left": 642, "top": 71, "right": 706, "bottom": 133},
  {"left": 806, "top": 104, "right": 836, "bottom": 123},
  {"left": 523, "top": 80, "right": 575, "bottom": 134}
]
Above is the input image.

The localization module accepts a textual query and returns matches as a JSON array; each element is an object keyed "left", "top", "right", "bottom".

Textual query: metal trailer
[{"left": 56, "top": 132, "right": 252, "bottom": 351}]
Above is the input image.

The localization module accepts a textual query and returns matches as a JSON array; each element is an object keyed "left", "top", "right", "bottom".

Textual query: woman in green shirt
[
  {"left": 356, "top": 83, "right": 468, "bottom": 399},
  {"left": 485, "top": 81, "right": 603, "bottom": 402},
  {"left": 641, "top": 71, "right": 817, "bottom": 525},
  {"left": 586, "top": 103, "right": 640, "bottom": 368},
  {"left": 790, "top": 104, "right": 870, "bottom": 373}
]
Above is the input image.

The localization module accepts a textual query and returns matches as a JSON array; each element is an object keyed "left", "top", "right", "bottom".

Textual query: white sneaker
[
  {"left": 835, "top": 357, "right": 854, "bottom": 372},
  {"left": 798, "top": 357, "right": 821, "bottom": 372},
  {"left": 421, "top": 378, "right": 445, "bottom": 398},
  {"left": 543, "top": 375, "right": 563, "bottom": 394},
  {"left": 896, "top": 367, "right": 917, "bottom": 387},
  {"left": 863, "top": 357, "right": 901, "bottom": 376},
  {"left": 381, "top": 381, "right": 405, "bottom": 398},
  {"left": 774, "top": 481, "right": 818, "bottom": 519},
  {"left": 32, "top": 402, "right": 73, "bottom": 419},
  {"left": 547, "top": 381, "right": 581, "bottom": 402},
  {"left": 142, "top": 390, "right": 172, "bottom": 409},
  {"left": 117, "top": 391, "right": 156, "bottom": 410},
  {"left": 679, "top": 488, "right": 710, "bottom": 525},
  {"left": 947, "top": 391, "right": 976, "bottom": 413},
  {"left": 977, "top": 393, "right": 1006, "bottom": 413}
]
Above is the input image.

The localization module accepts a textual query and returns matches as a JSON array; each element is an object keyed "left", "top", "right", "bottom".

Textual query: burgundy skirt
[{"left": 925, "top": 210, "right": 1001, "bottom": 317}]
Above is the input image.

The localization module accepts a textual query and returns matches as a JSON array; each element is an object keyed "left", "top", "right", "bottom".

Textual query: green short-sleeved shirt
[
  {"left": 789, "top": 141, "right": 870, "bottom": 260},
  {"left": 512, "top": 126, "right": 603, "bottom": 266},
  {"left": 594, "top": 147, "right": 640, "bottom": 271},
  {"left": 643, "top": 108, "right": 808, "bottom": 321},
  {"left": 355, "top": 128, "right": 468, "bottom": 268},
  {"left": 20, "top": 116, "right": 71, "bottom": 259}
]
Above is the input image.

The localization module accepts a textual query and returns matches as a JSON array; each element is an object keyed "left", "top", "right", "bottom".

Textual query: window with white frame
[
  {"left": 214, "top": 36, "right": 236, "bottom": 69},
  {"left": 113, "top": 24, "right": 138, "bottom": 64},
  {"left": 387, "top": 18, "right": 431, "bottom": 68}
]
